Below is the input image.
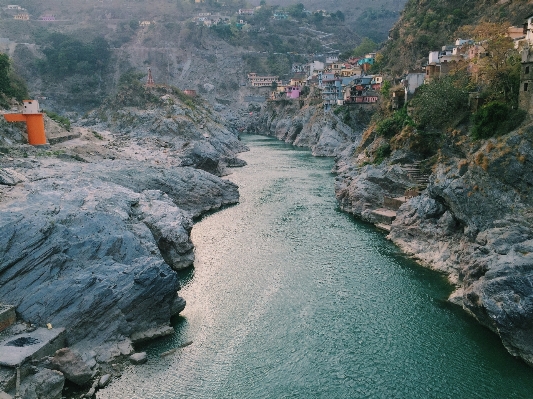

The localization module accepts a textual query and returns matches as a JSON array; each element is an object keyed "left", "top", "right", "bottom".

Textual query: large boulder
[
  {"left": 50, "top": 348, "right": 93, "bottom": 386},
  {"left": 129, "top": 352, "right": 147, "bottom": 365}
]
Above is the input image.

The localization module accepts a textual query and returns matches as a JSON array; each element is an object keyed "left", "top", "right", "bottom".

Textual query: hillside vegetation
[
  {"left": 380, "top": 0, "right": 533, "bottom": 75},
  {"left": 248, "top": 0, "right": 408, "bottom": 41}
]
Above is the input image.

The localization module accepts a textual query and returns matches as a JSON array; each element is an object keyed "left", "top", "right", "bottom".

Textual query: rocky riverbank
[
  {"left": 254, "top": 98, "right": 533, "bottom": 367},
  {"left": 335, "top": 122, "right": 533, "bottom": 366},
  {"left": 0, "top": 87, "right": 246, "bottom": 397},
  {"left": 249, "top": 89, "right": 368, "bottom": 156}
]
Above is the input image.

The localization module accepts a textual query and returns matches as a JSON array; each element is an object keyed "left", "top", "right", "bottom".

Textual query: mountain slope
[{"left": 380, "top": 0, "right": 533, "bottom": 75}]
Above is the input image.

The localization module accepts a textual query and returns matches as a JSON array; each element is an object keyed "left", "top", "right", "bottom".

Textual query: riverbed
[{"left": 98, "top": 135, "right": 533, "bottom": 398}]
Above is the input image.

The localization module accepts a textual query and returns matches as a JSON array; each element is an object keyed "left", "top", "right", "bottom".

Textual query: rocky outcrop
[
  {"left": 334, "top": 124, "right": 533, "bottom": 366},
  {"left": 19, "top": 369, "right": 64, "bottom": 399},
  {"left": 81, "top": 85, "right": 248, "bottom": 176},
  {"left": 0, "top": 87, "right": 247, "bottom": 396},
  {"left": 129, "top": 352, "right": 147, "bottom": 365},
  {"left": 252, "top": 92, "right": 365, "bottom": 156},
  {"left": 50, "top": 348, "right": 93, "bottom": 386}
]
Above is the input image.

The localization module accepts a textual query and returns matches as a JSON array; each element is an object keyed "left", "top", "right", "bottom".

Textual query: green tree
[
  {"left": 0, "top": 53, "right": 10, "bottom": 97},
  {"left": 471, "top": 101, "right": 525, "bottom": 139},
  {"left": 409, "top": 74, "right": 470, "bottom": 129},
  {"left": 352, "top": 37, "right": 377, "bottom": 57},
  {"left": 0, "top": 53, "right": 28, "bottom": 106},
  {"left": 331, "top": 10, "right": 345, "bottom": 22},
  {"left": 287, "top": 3, "right": 305, "bottom": 18}
]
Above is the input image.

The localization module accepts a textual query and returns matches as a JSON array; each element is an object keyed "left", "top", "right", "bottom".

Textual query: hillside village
[{"left": 248, "top": 13, "right": 533, "bottom": 116}]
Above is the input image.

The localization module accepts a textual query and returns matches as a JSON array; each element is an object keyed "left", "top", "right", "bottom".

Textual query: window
[
  {"left": 526, "top": 66, "right": 530, "bottom": 74},
  {"left": 525, "top": 83, "right": 529, "bottom": 92}
]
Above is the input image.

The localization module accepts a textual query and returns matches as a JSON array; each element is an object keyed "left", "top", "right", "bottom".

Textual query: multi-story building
[{"left": 247, "top": 73, "right": 282, "bottom": 87}]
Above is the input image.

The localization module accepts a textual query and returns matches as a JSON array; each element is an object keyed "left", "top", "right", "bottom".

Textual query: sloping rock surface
[{"left": 334, "top": 126, "right": 533, "bottom": 365}]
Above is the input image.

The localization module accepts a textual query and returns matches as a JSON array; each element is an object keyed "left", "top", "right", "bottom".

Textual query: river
[{"left": 98, "top": 135, "right": 533, "bottom": 399}]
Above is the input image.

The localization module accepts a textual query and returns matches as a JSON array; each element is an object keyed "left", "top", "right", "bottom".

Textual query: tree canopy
[
  {"left": 39, "top": 33, "right": 111, "bottom": 78},
  {"left": 0, "top": 53, "right": 28, "bottom": 107}
]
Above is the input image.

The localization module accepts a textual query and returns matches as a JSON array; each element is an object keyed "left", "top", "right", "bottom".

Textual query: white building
[
  {"left": 428, "top": 51, "right": 440, "bottom": 64},
  {"left": 403, "top": 71, "right": 425, "bottom": 99},
  {"left": 238, "top": 9, "right": 254, "bottom": 15},
  {"left": 309, "top": 60, "right": 325, "bottom": 77},
  {"left": 247, "top": 73, "right": 282, "bottom": 87}
]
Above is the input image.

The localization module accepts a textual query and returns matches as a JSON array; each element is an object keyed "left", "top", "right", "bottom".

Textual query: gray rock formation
[
  {"left": 334, "top": 124, "right": 533, "bottom": 366},
  {"left": 129, "top": 352, "right": 147, "bottom": 365},
  {"left": 98, "top": 374, "right": 111, "bottom": 389},
  {"left": 81, "top": 85, "right": 248, "bottom": 177},
  {"left": 253, "top": 92, "right": 364, "bottom": 156},
  {"left": 50, "top": 348, "right": 93, "bottom": 386},
  {"left": 18, "top": 369, "right": 64, "bottom": 399},
  {"left": 0, "top": 84, "right": 247, "bottom": 399}
]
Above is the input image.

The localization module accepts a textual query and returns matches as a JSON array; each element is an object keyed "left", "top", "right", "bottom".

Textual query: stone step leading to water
[
  {"left": 383, "top": 196, "right": 407, "bottom": 211},
  {"left": 370, "top": 208, "right": 397, "bottom": 225},
  {"left": 375, "top": 223, "right": 392, "bottom": 232}
]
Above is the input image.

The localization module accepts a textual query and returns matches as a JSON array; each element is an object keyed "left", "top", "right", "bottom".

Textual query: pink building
[
  {"left": 39, "top": 14, "right": 56, "bottom": 21},
  {"left": 287, "top": 86, "right": 300, "bottom": 99}
]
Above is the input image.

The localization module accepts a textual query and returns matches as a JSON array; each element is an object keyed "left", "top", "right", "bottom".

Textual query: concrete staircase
[
  {"left": 402, "top": 161, "right": 430, "bottom": 189},
  {"left": 371, "top": 194, "right": 411, "bottom": 232},
  {"left": 370, "top": 161, "right": 431, "bottom": 232}
]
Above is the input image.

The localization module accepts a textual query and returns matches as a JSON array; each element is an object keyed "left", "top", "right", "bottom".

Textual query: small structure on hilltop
[
  {"left": 13, "top": 13, "right": 29, "bottom": 20},
  {"left": 519, "top": 47, "right": 533, "bottom": 113},
  {"left": 146, "top": 67, "right": 155, "bottom": 87},
  {"left": 184, "top": 89, "right": 196, "bottom": 97},
  {"left": 3, "top": 100, "right": 47, "bottom": 145},
  {"left": 38, "top": 14, "right": 56, "bottom": 21}
]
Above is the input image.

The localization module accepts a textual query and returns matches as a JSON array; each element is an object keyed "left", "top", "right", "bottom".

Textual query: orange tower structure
[{"left": 3, "top": 100, "right": 47, "bottom": 145}]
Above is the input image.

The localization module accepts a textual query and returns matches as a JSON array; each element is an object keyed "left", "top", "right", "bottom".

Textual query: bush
[
  {"left": 376, "top": 108, "right": 411, "bottom": 138},
  {"left": 471, "top": 101, "right": 526, "bottom": 140},
  {"left": 409, "top": 74, "right": 470, "bottom": 129},
  {"left": 44, "top": 110, "right": 71, "bottom": 131},
  {"left": 38, "top": 33, "right": 111, "bottom": 78},
  {"left": 374, "top": 143, "right": 391, "bottom": 164},
  {"left": 0, "top": 53, "right": 28, "bottom": 106}
]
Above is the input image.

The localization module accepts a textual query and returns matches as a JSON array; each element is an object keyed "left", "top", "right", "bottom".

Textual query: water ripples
[{"left": 98, "top": 135, "right": 533, "bottom": 399}]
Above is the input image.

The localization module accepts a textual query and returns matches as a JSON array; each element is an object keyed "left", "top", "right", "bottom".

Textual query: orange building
[{"left": 3, "top": 100, "right": 47, "bottom": 145}]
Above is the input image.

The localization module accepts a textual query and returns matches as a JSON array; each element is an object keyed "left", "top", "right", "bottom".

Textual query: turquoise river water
[{"left": 98, "top": 135, "right": 533, "bottom": 399}]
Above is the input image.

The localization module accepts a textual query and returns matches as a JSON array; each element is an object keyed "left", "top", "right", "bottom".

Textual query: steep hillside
[
  {"left": 380, "top": 0, "right": 533, "bottom": 75},
  {"left": 248, "top": 0, "right": 408, "bottom": 41},
  {"left": 0, "top": 0, "right": 408, "bottom": 113}
]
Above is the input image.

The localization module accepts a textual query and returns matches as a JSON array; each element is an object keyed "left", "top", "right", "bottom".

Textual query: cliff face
[
  {"left": 253, "top": 94, "right": 368, "bottom": 156},
  {"left": 335, "top": 124, "right": 533, "bottom": 365}
]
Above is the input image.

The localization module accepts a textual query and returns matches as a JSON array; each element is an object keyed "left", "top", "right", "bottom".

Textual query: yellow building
[{"left": 14, "top": 13, "right": 29, "bottom": 20}]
